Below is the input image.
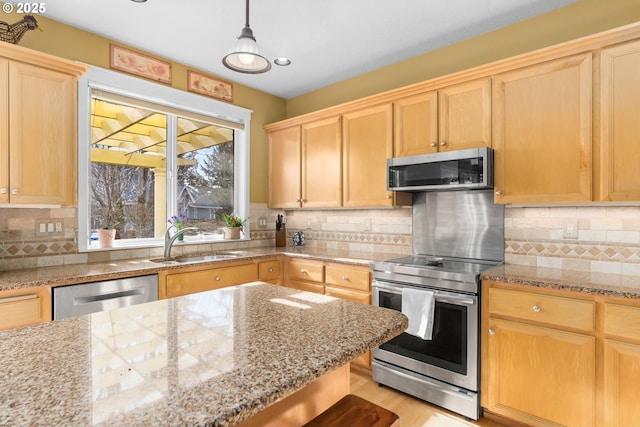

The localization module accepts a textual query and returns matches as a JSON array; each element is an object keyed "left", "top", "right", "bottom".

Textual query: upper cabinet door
[
  {"left": 302, "top": 116, "right": 342, "bottom": 208},
  {"left": 342, "top": 104, "right": 394, "bottom": 207},
  {"left": 493, "top": 54, "right": 592, "bottom": 204},
  {"left": 268, "top": 126, "right": 302, "bottom": 209},
  {"left": 393, "top": 91, "right": 438, "bottom": 156},
  {"left": 0, "top": 59, "right": 8, "bottom": 204},
  {"left": 438, "top": 78, "right": 491, "bottom": 152},
  {"left": 9, "top": 61, "right": 77, "bottom": 205},
  {"left": 598, "top": 39, "right": 640, "bottom": 202}
]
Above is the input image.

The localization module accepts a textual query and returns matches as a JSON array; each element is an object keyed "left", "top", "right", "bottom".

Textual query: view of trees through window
[{"left": 89, "top": 95, "right": 236, "bottom": 243}]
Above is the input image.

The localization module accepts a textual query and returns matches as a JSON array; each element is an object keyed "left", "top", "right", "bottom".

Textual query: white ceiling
[{"left": 15, "top": 0, "right": 576, "bottom": 99}]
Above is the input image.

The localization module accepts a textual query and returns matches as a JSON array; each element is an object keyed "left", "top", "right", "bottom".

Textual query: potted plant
[
  {"left": 219, "top": 212, "right": 248, "bottom": 240},
  {"left": 168, "top": 213, "right": 189, "bottom": 241},
  {"left": 97, "top": 216, "right": 117, "bottom": 248}
]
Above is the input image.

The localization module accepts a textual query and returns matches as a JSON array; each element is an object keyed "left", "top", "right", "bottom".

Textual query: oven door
[{"left": 372, "top": 279, "right": 478, "bottom": 391}]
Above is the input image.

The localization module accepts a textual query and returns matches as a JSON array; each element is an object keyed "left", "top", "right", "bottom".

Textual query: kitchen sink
[{"left": 151, "top": 254, "right": 238, "bottom": 265}]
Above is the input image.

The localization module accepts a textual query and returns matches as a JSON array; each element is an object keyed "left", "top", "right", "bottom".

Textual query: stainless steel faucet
[{"left": 164, "top": 226, "right": 199, "bottom": 258}]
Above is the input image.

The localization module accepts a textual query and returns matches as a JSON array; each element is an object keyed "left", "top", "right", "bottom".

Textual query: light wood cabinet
[
  {"left": 483, "top": 282, "right": 597, "bottom": 427},
  {"left": 324, "top": 263, "right": 372, "bottom": 369},
  {"left": 0, "top": 286, "right": 51, "bottom": 330},
  {"left": 268, "top": 116, "right": 342, "bottom": 209},
  {"left": 258, "top": 259, "right": 281, "bottom": 284},
  {"left": 603, "top": 301, "right": 640, "bottom": 427},
  {"left": 597, "top": 39, "right": 640, "bottom": 201},
  {"left": 342, "top": 104, "right": 394, "bottom": 207},
  {"left": 492, "top": 54, "right": 592, "bottom": 204},
  {"left": 159, "top": 262, "right": 258, "bottom": 299},
  {"left": 0, "top": 44, "right": 86, "bottom": 205},
  {"left": 393, "top": 78, "right": 491, "bottom": 157},
  {"left": 268, "top": 126, "right": 301, "bottom": 209},
  {"left": 284, "top": 258, "right": 325, "bottom": 293}
]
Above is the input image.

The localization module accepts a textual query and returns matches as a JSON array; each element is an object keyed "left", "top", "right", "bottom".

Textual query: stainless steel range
[{"left": 371, "top": 188, "right": 504, "bottom": 420}]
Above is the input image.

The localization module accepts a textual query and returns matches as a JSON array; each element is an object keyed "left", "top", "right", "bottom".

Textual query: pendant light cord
[{"left": 245, "top": 0, "right": 250, "bottom": 27}]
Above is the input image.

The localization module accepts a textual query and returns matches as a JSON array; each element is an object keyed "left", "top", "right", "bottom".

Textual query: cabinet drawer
[
  {"left": 605, "top": 303, "right": 640, "bottom": 341},
  {"left": 287, "top": 259, "right": 324, "bottom": 283},
  {"left": 0, "top": 293, "right": 42, "bottom": 330},
  {"left": 325, "top": 264, "right": 370, "bottom": 292},
  {"left": 325, "top": 286, "right": 370, "bottom": 305},
  {"left": 489, "top": 287, "right": 595, "bottom": 331},
  {"left": 259, "top": 260, "right": 281, "bottom": 281},
  {"left": 166, "top": 263, "right": 258, "bottom": 297}
]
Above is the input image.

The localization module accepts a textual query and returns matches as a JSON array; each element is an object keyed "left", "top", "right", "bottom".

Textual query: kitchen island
[{"left": 0, "top": 282, "right": 407, "bottom": 426}]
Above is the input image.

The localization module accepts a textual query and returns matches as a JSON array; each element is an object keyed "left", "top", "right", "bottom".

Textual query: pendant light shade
[{"left": 222, "top": 0, "right": 271, "bottom": 74}]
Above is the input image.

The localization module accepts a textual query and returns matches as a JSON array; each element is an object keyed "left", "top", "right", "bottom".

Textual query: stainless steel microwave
[{"left": 387, "top": 147, "right": 493, "bottom": 191}]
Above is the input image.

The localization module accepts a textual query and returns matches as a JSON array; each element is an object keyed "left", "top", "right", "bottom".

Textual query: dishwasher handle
[{"left": 73, "top": 287, "right": 146, "bottom": 305}]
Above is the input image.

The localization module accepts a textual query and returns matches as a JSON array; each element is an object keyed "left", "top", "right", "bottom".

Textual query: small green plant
[
  {"left": 168, "top": 213, "right": 189, "bottom": 230},
  {"left": 219, "top": 212, "right": 248, "bottom": 227}
]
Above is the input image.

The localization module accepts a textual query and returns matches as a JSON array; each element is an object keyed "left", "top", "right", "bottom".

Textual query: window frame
[{"left": 77, "top": 66, "right": 252, "bottom": 252}]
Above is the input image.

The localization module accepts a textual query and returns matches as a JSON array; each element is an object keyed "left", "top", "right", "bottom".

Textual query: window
[{"left": 78, "top": 67, "right": 251, "bottom": 251}]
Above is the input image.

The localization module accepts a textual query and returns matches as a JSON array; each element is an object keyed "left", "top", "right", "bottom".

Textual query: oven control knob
[
  {"left": 488, "top": 328, "right": 495, "bottom": 335},
  {"left": 533, "top": 305, "right": 541, "bottom": 313}
]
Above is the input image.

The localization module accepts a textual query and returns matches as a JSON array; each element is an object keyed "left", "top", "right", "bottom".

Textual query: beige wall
[
  {"left": 286, "top": 0, "right": 640, "bottom": 117},
  {"left": 0, "top": 6, "right": 286, "bottom": 204}
]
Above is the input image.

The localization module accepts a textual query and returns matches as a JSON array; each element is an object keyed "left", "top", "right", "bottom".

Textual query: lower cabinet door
[
  {"left": 604, "top": 339, "right": 640, "bottom": 427},
  {"left": 486, "top": 318, "right": 596, "bottom": 427}
]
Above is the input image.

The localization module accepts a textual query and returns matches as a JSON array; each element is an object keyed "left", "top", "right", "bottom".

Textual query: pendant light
[{"left": 222, "top": 0, "right": 271, "bottom": 74}]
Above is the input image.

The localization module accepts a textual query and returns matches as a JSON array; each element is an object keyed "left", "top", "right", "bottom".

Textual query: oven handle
[{"left": 372, "top": 280, "right": 476, "bottom": 306}]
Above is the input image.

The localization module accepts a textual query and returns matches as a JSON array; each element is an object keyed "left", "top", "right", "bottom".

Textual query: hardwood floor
[{"left": 350, "top": 370, "right": 505, "bottom": 427}]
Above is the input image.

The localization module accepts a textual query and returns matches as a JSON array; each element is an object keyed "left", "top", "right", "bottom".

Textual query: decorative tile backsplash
[
  {"left": 2, "top": 202, "right": 640, "bottom": 277},
  {"left": 505, "top": 206, "right": 640, "bottom": 275}
]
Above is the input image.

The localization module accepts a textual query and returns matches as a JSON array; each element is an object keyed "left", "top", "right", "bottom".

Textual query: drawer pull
[
  {"left": 489, "top": 328, "right": 495, "bottom": 335},
  {"left": 215, "top": 276, "right": 221, "bottom": 281},
  {"left": 300, "top": 269, "right": 308, "bottom": 274},
  {"left": 341, "top": 275, "right": 348, "bottom": 281},
  {"left": 268, "top": 267, "right": 273, "bottom": 273},
  {"left": 533, "top": 305, "right": 541, "bottom": 313}
]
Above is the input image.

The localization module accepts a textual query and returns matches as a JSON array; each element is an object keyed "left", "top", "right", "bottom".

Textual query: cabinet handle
[
  {"left": 268, "top": 267, "right": 273, "bottom": 273},
  {"left": 489, "top": 328, "right": 495, "bottom": 335},
  {"left": 296, "top": 198, "right": 301, "bottom": 202},
  {"left": 430, "top": 142, "right": 437, "bottom": 147},
  {"left": 301, "top": 199, "right": 306, "bottom": 203},
  {"left": 495, "top": 190, "right": 503, "bottom": 196},
  {"left": 300, "top": 269, "right": 307, "bottom": 274},
  {"left": 215, "top": 276, "right": 221, "bottom": 281},
  {"left": 439, "top": 141, "right": 447, "bottom": 147},
  {"left": 386, "top": 195, "right": 392, "bottom": 199},
  {"left": 11, "top": 188, "right": 18, "bottom": 195},
  {"left": 533, "top": 305, "right": 541, "bottom": 313},
  {"left": 0, "top": 188, "right": 6, "bottom": 194},
  {"left": 341, "top": 275, "right": 348, "bottom": 281}
]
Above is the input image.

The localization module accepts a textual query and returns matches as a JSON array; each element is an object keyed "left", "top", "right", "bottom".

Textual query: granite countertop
[
  {"left": 0, "top": 247, "right": 402, "bottom": 292},
  {"left": 0, "top": 282, "right": 408, "bottom": 426},
  {"left": 483, "top": 264, "right": 640, "bottom": 299}
]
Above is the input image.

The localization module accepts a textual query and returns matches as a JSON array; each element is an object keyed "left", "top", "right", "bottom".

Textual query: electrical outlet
[
  {"left": 364, "top": 218, "right": 372, "bottom": 232},
  {"left": 55, "top": 222, "right": 63, "bottom": 233},
  {"left": 306, "top": 218, "right": 313, "bottom": 229},
  {"left": 563, "top": 219, "right": 578, "bottom": 239},
  {"left": 258, "top": 217, "right": 267, "bottom": 228}
]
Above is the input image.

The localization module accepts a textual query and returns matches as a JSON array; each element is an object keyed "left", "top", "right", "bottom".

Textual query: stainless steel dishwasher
[{"left": 52, "top": 274, "right": 159, "bottom": 320}]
